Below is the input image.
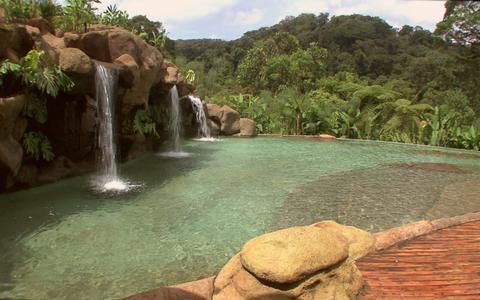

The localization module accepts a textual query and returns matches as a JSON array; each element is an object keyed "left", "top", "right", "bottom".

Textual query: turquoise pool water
[{"left": 1, "top": 137, "right": 480, "bottom": 299}]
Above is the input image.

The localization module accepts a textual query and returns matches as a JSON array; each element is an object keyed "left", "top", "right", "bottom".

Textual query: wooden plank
[{"left": 358, "top": 220, "right": 480, "bottom": 299}]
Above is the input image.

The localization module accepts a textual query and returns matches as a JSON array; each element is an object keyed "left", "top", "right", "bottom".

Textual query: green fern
[
  {"left": 20, "top": 50, "right": 74, "bottom": 97},
  {"left": 133, "top": 109, "right": 159, "bottom": 137},
  {"left": 24, "top": 93, "right": 48, "bottom": 124},
  {"left": 22, "top": 132, "right": 55, "bottom": 161},
  {"left": 0, "top": 60, "right": 22, "bottom": 86}
]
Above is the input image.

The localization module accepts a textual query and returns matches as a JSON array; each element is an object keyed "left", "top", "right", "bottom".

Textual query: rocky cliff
[{"left": 0, "top": 19, "right": 195, "bottom": 192}]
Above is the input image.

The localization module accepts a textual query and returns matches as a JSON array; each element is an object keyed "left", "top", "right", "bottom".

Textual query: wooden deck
[{"left": 357, "top": 220, "right": 480, "bottom": 299}]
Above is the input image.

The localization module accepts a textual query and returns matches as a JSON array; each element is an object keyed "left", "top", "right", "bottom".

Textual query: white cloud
[
  {"left": 115, "top": 0, "right": 239, "bottom": 24},
  {"left": 332, "top": 0, "right": 445, "bottom": 30},
  {"left": 285, "top": 0, "right": 329, "bottom": 16},
  {"left": 226, "top": 8, "right": 264, "bottom": 26},
  {"left": 281, "top": 0, "right": 445, "bottom": 31}
]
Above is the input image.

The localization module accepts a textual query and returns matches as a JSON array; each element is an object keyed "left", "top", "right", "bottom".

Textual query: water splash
[
  {"left": 94, "top": 64, "right": 128, "bottom": 192},
  {"left": 189, "top": 95, "right": 211, "bottom": 138}
]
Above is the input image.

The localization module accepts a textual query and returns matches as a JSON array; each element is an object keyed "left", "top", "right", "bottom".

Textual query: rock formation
[
  {"left": 206, "top": 104, "right": 256, "bottom": 137},
  {"left": 0, "top": 19, "right": 194, "bottom": 192},
  {"left": 213, "top": 221, "right": 374, "bottom": 300}
]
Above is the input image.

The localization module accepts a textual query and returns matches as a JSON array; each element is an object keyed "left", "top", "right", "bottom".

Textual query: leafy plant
[
  {"left": 22, "top": 131, "right": 55, "bottom": 161},
  {"left": 0, "top": 60, "right": 21, "bottom": 85},
  {"left": 150, "top": 31, "right": 166, "bottom": 49},
  {"left": 59, "top": 0, "right": 99, "bottom": 32},
  {"left": 0, "top": 50, "right": 74, "bottom": 124},
  {"left": 185, "top": 69, "right": 196, "bottom": 84},
  {"left": 133, "top": 109, "right": 159, "bottom": 137},
  {"left": 19, "top": 50, "right": 74, "bottom": 97},
  {"left": 100, "top": 4, "right": 130, "bottom": 28},
  {"left": 24, "top": 93, "right": 48, "bottom": 123}
]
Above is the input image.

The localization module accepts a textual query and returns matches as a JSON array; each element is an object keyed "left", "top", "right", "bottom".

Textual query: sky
[{"left": 88, "top": 0, "right": 447, "bottom": 40}]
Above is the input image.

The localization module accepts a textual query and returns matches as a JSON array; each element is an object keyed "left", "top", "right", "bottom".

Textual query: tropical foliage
[
  {"left": 0, "top": 50, "right": 74, "bottom": 158},
  {"left": 22, "top": 131, "right": 55, "bottom": 161},
  {"left": 133, "top": 109, "right": 159, "bottom": 137},
  {"left": 177, "top": 8, "right": 480, "bottom": 151},
  {"left": 0, "top": 49, "right": 74, "bottom": 113}
]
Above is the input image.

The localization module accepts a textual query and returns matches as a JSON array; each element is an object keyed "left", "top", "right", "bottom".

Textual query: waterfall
[
  {"left": 95, "top": 64, "right": 126, "bottom": 191},
  {"left": 189, "top": 95, "right": 211, "bottom": 139},
  {"left": 168, "top": 85, "right": 183, "bottom": 152}
]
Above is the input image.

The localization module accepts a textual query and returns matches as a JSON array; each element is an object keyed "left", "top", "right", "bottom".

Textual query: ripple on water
[{"left": 1, "top": 137, "right": 480, "bottom": 300}]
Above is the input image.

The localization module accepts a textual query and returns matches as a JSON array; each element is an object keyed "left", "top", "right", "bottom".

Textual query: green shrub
[
  {"left": 133, "top": 109, "right": 159, "bottom": 137},
  {"left": 0, "top": 50, "right": 74, "bottom": 124},
  {"left": 22, "top": 131, "right": 54, "bottom": 161}
]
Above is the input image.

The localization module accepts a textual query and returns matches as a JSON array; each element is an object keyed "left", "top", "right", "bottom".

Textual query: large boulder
[
  {"left": 59, "top": 47, "right": 93, "bottom": 74},
  {"left": 206, "top": 104, "right": 241, "bottom": 135},
  {"left": 77, "top": 30, "right": 110, "bottom": 62},
  {"left": 0, "top": 95, "right": 26, "bottom": 139},
  {"left": 114, "top": 54, "right": 140, "bottom": 88},
  {"left": 220, "top": 105, "right": 240, "bottom": 135},
  {"left": 37, "top": 33, "right": 66, "bottom": 63},
  {"left": 0, "top": 135, "right": 23, "bottom": 176},
  {"left": 206, "top": 104, "right": 223, "bottom": 121},
  {"left": 0, "top": 24, "right": 36, "bottom": 57},
  {"left": 164, "top": 61, "right": 179, "bottom": 84},
  {"left": 241, "top": 226, "right": 349, "bottom": 284},
  {"left": 239, "top": 118, "right": 256, "bottom": 137},
  {"left": 25, "top": 17, "right": 55, "bottom": 35},
  {"left": 313, "top": 221, "right": 375, "bottom": 260},
  {"left": 214, "top": 222, "right": 371, "bottom": 300},
  {"left": 108, "top": 30, "right": 139, "bottom": 62}
]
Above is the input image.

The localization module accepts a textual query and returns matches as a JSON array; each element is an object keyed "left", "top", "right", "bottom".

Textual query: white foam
[
  {"left": 103, "top": 180, "right": 128, "bottom": 191},
  {"left": 194, "top": 137, "right": 223, "bottom": 142},
  {"left": 158, "top": 151, "right": 192, "bottom": 158}
]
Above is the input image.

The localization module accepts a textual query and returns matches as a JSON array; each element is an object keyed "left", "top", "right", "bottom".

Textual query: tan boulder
[
  {"left": 0, "top": 95, "right": 26, "bottom": 139},
  {"left": 313, "top": 221, "right": 375, "bottom": 260},
  {"left": 63, "top": 32, "right": 80, "bottom": 48},
  {"left": 0, "top": 135, "right": 23, "bottom": 175},
  {"left": 108, "top": 30, "right": 139, "bottom": 62},
  {"left": 59, "top": 48, "right": 93, "bottom": 74},
  {"left": 164, "top": 61, "right": 179, "bottom": 84},
  {"left": 209, "top": 119, "right": 220, "bottom": 136},
  {"left": 207, "top": 104, "right": 223, "bottom": 120},
  {"left": 206, "top": 104, "right": 241, "bottom": 135},
  {"left": 214, "top": 225, "right": 365, "bottom": 300},
  {"left": 78, "top": 30, "right": 110, "bottom": 62},
  {"left": 38, "top": 33, "right": 66, "bottom": 63},
  {"left": 115, "top": 54, "right": 140, "bottom": 88},
  {"left": 239, "top": 118, "right": 256, "bottom": 137},
  {"left": 25, "top": 17, "right": 55, "bottom": 34},
  {"left": 220, "top": 105, "right": 240, "bottom": 135},
  {"left": 241, "top": 226, "right": 349, "bottom": 284}
]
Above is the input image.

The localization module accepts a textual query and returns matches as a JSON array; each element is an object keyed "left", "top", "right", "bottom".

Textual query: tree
[
  {"left": 435, "top": 1, "right": 480, "bottom": 45},
  {"left": 61, "top": 0, "right": 99, "bottom": 32}
]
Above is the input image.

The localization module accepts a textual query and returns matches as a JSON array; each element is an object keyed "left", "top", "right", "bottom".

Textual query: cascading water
[
  {"left": 189, "top": 95, "right": 211, "bottom": 139},
  {"left": 159, "top": 85, "right": 190, "bottom": 157},
  {"left": 95, "top": 64, "right": 127, "bottom": 191},
  {"left": 168, "top": 85, "right": 183, "bottom": 152}
]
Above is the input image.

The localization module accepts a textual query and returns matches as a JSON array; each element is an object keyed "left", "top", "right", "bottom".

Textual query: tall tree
[{"left": 435, "top": 1, "right": 480, "bottom": 45}]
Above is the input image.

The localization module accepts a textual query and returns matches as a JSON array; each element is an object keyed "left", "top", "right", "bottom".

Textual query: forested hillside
[{"left": 174, "top": 2, "right": 480, "bottom": 149}]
